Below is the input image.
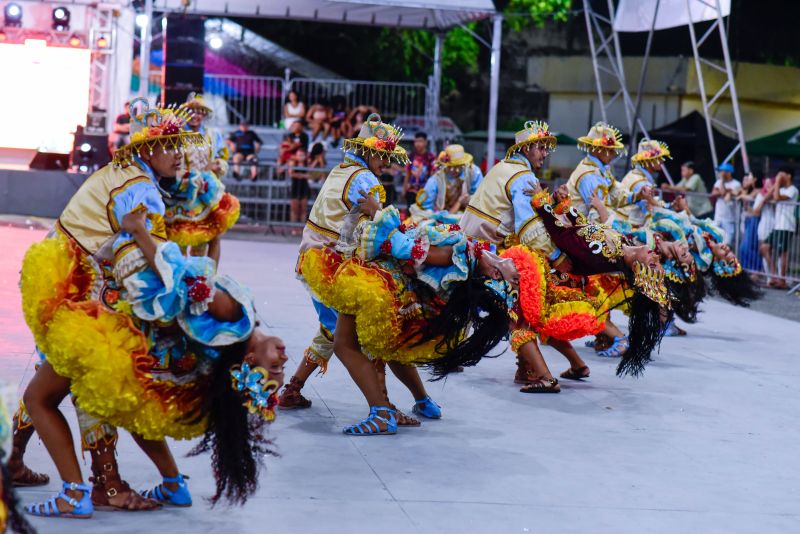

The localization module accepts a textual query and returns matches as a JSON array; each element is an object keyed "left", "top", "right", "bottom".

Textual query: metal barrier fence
[
  {"left": 201, "top": 75, "right": 428, "bottom": 128},
  {"left": 224, "top": 165, "right": 800, "bottom": 289}
]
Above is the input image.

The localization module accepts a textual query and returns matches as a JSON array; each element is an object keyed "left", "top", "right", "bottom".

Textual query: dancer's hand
[
  {"left": 121, "top": 206, "right": 148, "bottom": 235},
  {"left": 522, "top": 182, "right": 543, "bottom": 197},
  {"left": 357, "top": 189, "right": 381, "bottom": 218},
  {"left": 589, "top": 195, "right": 609, "bottom": 222}
]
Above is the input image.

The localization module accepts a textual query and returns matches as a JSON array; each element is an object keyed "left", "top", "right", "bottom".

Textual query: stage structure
[{"left": 585, "top": 0, "right": 748, "bottom": 176}]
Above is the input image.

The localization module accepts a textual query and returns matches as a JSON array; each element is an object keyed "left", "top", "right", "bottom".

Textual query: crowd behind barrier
[{"left": 221, "top": 161, "right": 800, "bottom": 288}]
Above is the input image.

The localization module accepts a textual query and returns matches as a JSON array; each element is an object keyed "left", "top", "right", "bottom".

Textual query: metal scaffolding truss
[
  {"left": 685, "top": 0, "right": 749, "bottom": 173},
  {"left": 87, "top": 4, "right": 119, "bottom": 132}
]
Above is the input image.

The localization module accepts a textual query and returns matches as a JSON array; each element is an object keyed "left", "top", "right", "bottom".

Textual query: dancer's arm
[{"left": 121, "top": 208, "right": 159, "bottom": 272}]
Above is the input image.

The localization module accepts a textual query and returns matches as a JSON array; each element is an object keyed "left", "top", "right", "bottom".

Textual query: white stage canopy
[
  {"left": 614, "top": 0, "right": 730, "bottom": 32},
  {"left": 156, "top": 0, "right": 494, "bottom": 29}
]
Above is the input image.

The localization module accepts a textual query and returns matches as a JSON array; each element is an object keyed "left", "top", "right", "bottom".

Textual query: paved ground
[{"left": 2, "top": 226, "right": 799, "bottom": 534}]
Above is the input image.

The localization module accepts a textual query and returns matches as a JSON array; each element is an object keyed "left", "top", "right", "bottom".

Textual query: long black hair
[
  {"left": 707, "top": 270, "right": 760, "bottom": 307},
  {"left": 616, "top": 290, "right": 670, "bottom": 377},
  {"left": 186, "top": 341, "right": 276, "bottom": 506},
  {"left": 408, "top": 266, "right": 510, "bottom": 379},
  {"left": 666, "top": 274, "right": 707, "bottom": 323},
  {"left": 1, "top": 457, "right": 36, "bottom": 534}
]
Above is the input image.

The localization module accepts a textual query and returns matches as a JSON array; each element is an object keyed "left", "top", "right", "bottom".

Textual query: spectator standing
[
  {"left": 288, "top": 146, "right": 312, "bottom": 235},
  {"left": 228, "top": 121, "right": 263, "bottom": 181},
  {"left": 711, "top": 162, "right": 742, "bottom": 245},
  {"left": 663, "top": 161, "right": 712, "bottom": 217},
  {"left": 757, "top": 177, "right": 777, "bottom": 283},
  {"left": 767, "top": 168, "right": 798, "bottom": 288},
  {"left": 403, "top": 131, "right": 436, "bottom": 208},
  {"left": 284, "top": 90, "right": 306, "bottom": 130},
  {"left": 109, "top": 101, "right": 131, "bottom": 155},
  {"left": 306, "top": 100, "right": 332, "bottom": 142},
  {"left": 307, "top": 142, "right": 328, "bottom": 181},
  {"left": 279, "top": 120, "right": 310, "bottom": 166},
  {"left": 736, "top": 173, "right": 761, "bottom": 272}
]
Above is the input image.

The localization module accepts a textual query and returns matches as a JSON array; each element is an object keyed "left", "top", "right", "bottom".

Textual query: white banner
[{"left": 613, "top": 0, "right": 731, "bottom": 32}]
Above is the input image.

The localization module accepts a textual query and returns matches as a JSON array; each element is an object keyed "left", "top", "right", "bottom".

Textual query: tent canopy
[
  {"left": 746, "top": 126, "right": 800, "bottom": 158},
  {"left": 155, "top": 0, "right": 494, "bottom": 29}
]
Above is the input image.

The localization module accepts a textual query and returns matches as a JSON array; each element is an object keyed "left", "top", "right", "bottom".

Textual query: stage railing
[{"left": 204, "top": 75, "right": 285, "bottom": 127}]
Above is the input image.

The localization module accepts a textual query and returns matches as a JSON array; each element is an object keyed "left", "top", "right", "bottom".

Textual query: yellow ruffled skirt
[
  {"left": 20, "top": 237, "right": 207, "bottom": 440},
  {"left": 299, "top": 248, "right": 440, "bottom": 364},
  {"left": 167, "top": 192, "right": 240, "bottom": 249}
]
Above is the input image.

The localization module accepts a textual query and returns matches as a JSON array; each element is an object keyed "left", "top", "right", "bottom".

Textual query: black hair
[
  {"left": 706, "top": 270, "right": 760, "bottom": 307},
  {"left": 1, "top": 457, "right": 36, "bottom": 534},
  {"left": 310, "top": 142, "right": 326, "bottom": 158},
  {"left": 186, "top": 341, "right": 276, "bottom": 506},
  {"left": 682, "top": 161, "right": 695, "bottom": 171},
  {"left": 408, "top": 266, "right": 509, "bottom": 379},
  {"left": 777, "top": 166, "right": 793, "bottom": 177},
  {"left": 285, "top": 90, "right": 301, "bottom": 104},
  {"left": 665, "top": 275, "right": 707, "bottom": 324},
  {"left": 616, "top": 291, "right": 669, "bottom": 377},
  {"left": 414, "top": 131, "right": 428, "bottom": 140}
]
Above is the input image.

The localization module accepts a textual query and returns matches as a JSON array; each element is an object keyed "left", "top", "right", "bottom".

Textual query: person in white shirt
[
  {"left": 712, "top": 162, "right": 742, "bottom": 245},
  {"left": 766, "top": 168, "right": 798, "bottom": 288},
  {"left": 755, "top": 177, "right": 777, "bottom": 283}
]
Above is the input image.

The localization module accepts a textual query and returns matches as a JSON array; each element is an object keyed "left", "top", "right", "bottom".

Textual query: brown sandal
[
  {"left": 520, "top": 377, "right": 561, "bottom": 393},
  {"left": 560, "top": 366, "right": 590, "bottom": 381},
  {"left": 514, "top": 358, "right": 537, "bottom": 385},
  {"left": 89, "top": 444, "right": 162, "bottom": 512},
  {"left": 278, "top": 376, "right": 312, "bottom": 409},
  {"left": 9, "top": 407, "right": 50, "bottom": 487}
]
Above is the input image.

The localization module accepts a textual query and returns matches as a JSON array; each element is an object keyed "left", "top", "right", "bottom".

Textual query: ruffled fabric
[
  {"left": 299, "top": 248, "right": 440, "bottom": 364},
  {"left": 166, "top": 182, "right": 240, "bottom": 248},
  {"left": 501, "top": 246, "right": 606, "bottom": 340},
  {"left": 416, "top": 223, "right": 471, "bottom": 293},
  {"left": 584, "top": 273, "right": 632, "bottom": 315},
  {"left": 179, "top": 275, "right": 256, "bottom": 347}
]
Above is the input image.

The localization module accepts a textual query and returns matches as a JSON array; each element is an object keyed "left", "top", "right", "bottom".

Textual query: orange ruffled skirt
[{"left": 167, "top": 192, "right": 240, "bottom": 249}]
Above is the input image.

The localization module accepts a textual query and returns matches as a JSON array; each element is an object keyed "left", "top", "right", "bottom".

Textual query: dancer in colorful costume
[
  {"left": 18, "top": 102, "right": 287, "bottom": 519},
  {"left": 409, "top": 144, "right": 483, "bottom": 225},
  {"left": 161, "top": 93, "right": 240, "bottom": 260},
  {"left": 619, "top": 139, "right": 670, "bottom": 225},
  {"left": 281, "top": 115, "right": 442, "bottom": 424},
  {"left": 300, "top": 192, "right": 516, "bottom": 434},
  {"left": 531, "top": 186, "right": 672, "bottom": 376},
  {"left": 460, "top": 121, "right": 608, "bottom": 393}
]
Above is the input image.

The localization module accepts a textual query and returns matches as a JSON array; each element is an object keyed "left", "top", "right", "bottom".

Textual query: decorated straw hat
[
  {"left": 506, "top": 120, "right": 557, "bottom": 159},
  {"left": 631, "top": 138, "right": 671, "bottom": 165},
  {"left": 577, "top": 122, "right": 625, "bottom": 154},
  {"left": 114, "top": 98, "right": 207, "bottom": 167},
  {"left": 342, "top": 113, "right": 409, "bottom": 165},
  {"left": 180, "top": 92, "right": 213, "bottom": 115},
  {"left": 437, "top": 144, "right": 473, "bottom": 168}
]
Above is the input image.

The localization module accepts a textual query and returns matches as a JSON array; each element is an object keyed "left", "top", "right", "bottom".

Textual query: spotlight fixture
[
  {"left": 135, "top": 13, "right": 149, "bottom": 28},
  {"left": 69, "top": 35, "right": 82, "bottom": 47},
  {"left": 96, "top": 35, "right": 109, "bottom": 49},
  {"left": 52, "top": 6, "right": 70, "bottom": 31},
  {"left": 208, "top": 35, "right": 223, "bottom": 50},
  {"left": 4, "top": 3, "right": 23, "bottom": 28},
  {"left": 80, "top": 143, "right": 92, "bottom": 153},
  {"left": 0, "top": 31, "right": 6, "bottom": 42}
]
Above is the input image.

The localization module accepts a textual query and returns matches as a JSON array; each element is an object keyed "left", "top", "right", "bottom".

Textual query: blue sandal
[
  {"left": 343, "top": 406, "right": 397, "bottom": 436},
  {"left": 26, "top": 481, "right": 93, "bottom": 519},
  {"left": 597, "top": 336, "right": 629, "bottom": 358},
  {"left": 412, "top": 396, "right": 442, "bottom": 419},
  {"left": 140, "top": 473, "right": 192, "bottom": 507}
]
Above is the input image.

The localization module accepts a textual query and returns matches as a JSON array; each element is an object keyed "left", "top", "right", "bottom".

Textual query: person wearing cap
[
  {"left": 461, "top": 121, "right": 601, "bottom": 393},
  {"left": 409, "top": 144, "right": 484, "bottom": 225},
  {"left": 711, "top": 162, "right": 742, "bottom": 245},
  {"left": 618, "top": 139, "right": 670, "bottom": 226},
  {"left": 160, "top": 93, "right": 240, "bottom": 262},
  {"left": 281, "top": 114, "right": 443, "bottom": 425}
]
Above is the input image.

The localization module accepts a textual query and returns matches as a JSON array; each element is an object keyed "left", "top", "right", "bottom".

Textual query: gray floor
[{"left": 2, "top": 226, "right": 799, "bottom": 534}]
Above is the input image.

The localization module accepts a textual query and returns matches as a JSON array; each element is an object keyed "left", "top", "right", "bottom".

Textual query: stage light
[
  {"left": 80, "top": 142, "right": 92, "bottom": 153},
  {"left": 69, "top": 36, "right": 82, "bottom": 47},
  {"left": 0, "top": 31, "right": 6, "bottom": 42},
  {"left": 96, "top": 36, "right": 109, "bottom": 49},
  {"left": 135, "top": 14, "right": 148, "bottom": 28},
  {"left": 52, "top": 7, "right": 70, "bottom": 31},
  {"left": 4, "top": 3, "right": 23, "bottom": 27},
  {"left": 209, "top": 36, "right": 223, "bottom": 50}
]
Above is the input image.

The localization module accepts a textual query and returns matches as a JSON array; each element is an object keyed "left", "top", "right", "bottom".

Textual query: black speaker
[
  {"left": 162, "top": 14, "right": 205, "bottom": 106},
  {"left": 30, "top": 152, "right": 71, "bottom": 170}
]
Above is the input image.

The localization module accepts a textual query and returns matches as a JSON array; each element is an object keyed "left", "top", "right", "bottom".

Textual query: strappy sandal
[
  {"left": 560, "top": 366, "right": 590, "bottom": 381},
  {"left": 26, "top": 481, "right": 93, "bottom": 519},
  {"left": 10, "top": 411, "right": 50, "bottom": 487},
  {"left": 585, "top": 333, "right": 612, "bottom": 352},
  {"left": 597, "top": 336, "right": 629, "bottom": 358},
  {"left": 662, "top": 319, "right": 687, "bottom": 337},
  {"left": 89, "top": 441, "right": 162, "bottom": 511},
  {"left": 389, "top": 403, "right": 421, "bottom": 427},
  {"left": 140, "top": 474, "right": 193, "bottom": 507},
  {"left": 519, "top": 377, "right": 561, "bottom": 394},
  {"left": 412, "top": 396, "right": 442, "bottom": 419},
  {"left": 343, "top": 406, "right": 397, "bottom": 436},
  {"left": 10, "top": 463, "right": 50, "bottom": 487}
]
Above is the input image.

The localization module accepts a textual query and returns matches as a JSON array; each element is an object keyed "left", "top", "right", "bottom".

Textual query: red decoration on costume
[
  {"left": 187, "top": 276, "right": 211, "bottom": 302},
  {"left": 380, "top": 240, "right": 393, "bottom": 254},
  {"left": 161, "top": 122, "right": 181, "bottom": 136},
  {"left": 411, "top": 239, "right": 426, "bottom": 260},
  {"left": 398, "top": 223, "right": 408, "bottom": 233},
  {"left": 448, "top": 224, "right": 461, "bottom": 231}
]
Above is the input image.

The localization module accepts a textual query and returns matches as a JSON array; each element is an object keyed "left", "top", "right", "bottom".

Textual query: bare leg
[
  {"left": 299, "top": 196, "right": 309, "bottom": 222},
  {"left": 207, "top": 236, "right": 221, "bottom": 266},
  {"left": 517, "top": 340, "right": 553, "bottom": 380},
  {"left": 547, "top": 338, "right": 587, "bottom": 371},
  {"left": 760, "top": 243, "right": 776, "bottom": 282},
  {"left": 386, "top": 361, "right": 427, "bottom": 401},
  {"left": 22, "top": 361, "right": 85, "bottom": 510},
  {"left": 8, "top": 402, "right": 50, "bottom": 486},
  {"left": 130, "top": 435, "right": 180, "bottom": 491},
  {"left": 333, "top": 314, "right": 387, "bottom": 407},
  {"left": 604, "top": 320, "right": 625, "bottom": 339}
]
